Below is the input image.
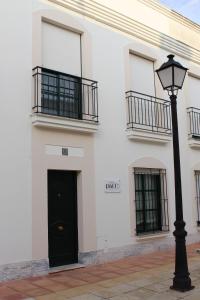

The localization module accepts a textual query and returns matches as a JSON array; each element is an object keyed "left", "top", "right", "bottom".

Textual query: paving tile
[
  {"left": 93, "top": 279, "right": 114, "bottom": 288},
  {"left": 75, "top": 276, "right": 101, "bottom": 284},
  {"left": 90, "top": 287, "right": 119, "bottom": 298},
  {"left": 126, "top": 278, "right": 157, "bottom": 288},
  {"left": 0, "top": 295, "right": 27, "bottom": 300},
  {"left": 147, "top": 292, "right": 178, "bottom": 300},
  {"left": 68, "top": 294, "right": 103, "bottom": 300},
  {"left": 110, "top": 283, "right": 139, "bottom": 293},
  {"left": 126, "top": 287, "right": 155, "bottom": 299},
  {"left": 6, "top": 281, "right": 37, "bottom": 292},
  {"left": 56, "top": 287, "right": 89, "bottom": 298},
  {"left": 35, "top": 293, "right": 67, "bottom": 300},
  {"left": 23, "top": 288, "right": 51, "bottom": 297},
  {"left": 29, "top": 279, "right": 53, "bottom": 288},
  {"left": 144, "top": 282, "right": 169, "bottom": 292},
  {"left": 0, "top": 287, "right": 18, "bottom": 297},
  {"left": 183, "top": 289, "right": 200, "bottom": 300},
  {"left": 109, "top": 295, "right": 140, "bottom": 300}
]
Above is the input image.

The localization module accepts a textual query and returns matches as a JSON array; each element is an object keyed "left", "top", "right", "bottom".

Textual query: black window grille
[
  {"left": 195, "top": 171, "right": 200, "bottom": 226},
  {"left": 32, "top": 67, "right": 98, "bottom": 123},
  {"left": 134, "top": 168, "right": 169, "bottom": 235},
  {"left": 187, "top": 107, "right": 200, "bottom": 138},
  {"left": 126, "top": 91, "right": 172, "bottom": 134}
]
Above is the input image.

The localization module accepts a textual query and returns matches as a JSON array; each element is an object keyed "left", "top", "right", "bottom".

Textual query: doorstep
[{"left": 49, "top": 263, "right": 86, "bottom": 274}]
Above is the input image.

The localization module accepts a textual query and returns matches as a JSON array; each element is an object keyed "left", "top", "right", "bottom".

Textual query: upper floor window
[
  {"left": 126, "top": 54, "right": 171, "bottom": 137},
  {"left": 32, "top": 22, "right": 98, "bottom": 123},
  {"left": 187, "top": 75, "right": 200, "bottom": 138},
  {"left": 42, "top": 21, "right": 81, "bottom": 77},
  {"left": 129, "top": 53, "right": 155, "bottom": 96}
]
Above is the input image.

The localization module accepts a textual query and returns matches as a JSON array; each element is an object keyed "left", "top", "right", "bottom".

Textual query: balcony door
[
  {"left": 41, "top": 22, "right": 82, "bottom": 119},
  {"left": 41, "top": 69, "right": 82, "bottom": 119}
]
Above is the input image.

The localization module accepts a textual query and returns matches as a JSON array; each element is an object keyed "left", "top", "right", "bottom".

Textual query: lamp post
[{"left": 156, "top": 54, "right": 194, "bottom": 292}]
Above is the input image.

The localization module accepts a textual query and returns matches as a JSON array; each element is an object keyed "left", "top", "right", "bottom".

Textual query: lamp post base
[
  {"left": 170, "top": 278, "right": 194, "bottom": 292},
  {"left": 171, "top": 220, "right": 194, "bottom": 292}
]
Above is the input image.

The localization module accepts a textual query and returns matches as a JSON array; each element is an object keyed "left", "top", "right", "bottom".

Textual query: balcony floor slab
[
  {"left": 127, "top": 128, "right": 172, "bottom": 144},
  {"left": 31, "top": 113, "right": 99, "bottom": 133}
]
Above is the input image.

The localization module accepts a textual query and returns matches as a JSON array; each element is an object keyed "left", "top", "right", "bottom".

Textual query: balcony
[
  {"left": 126, "top": 91, "right": 172, "bottom": 143},
  {"left": 32, "top": 67, "right": 99, "bottom": 133},
  {"left": 187, "top": 107, "right": 200, "bottom": 148}
]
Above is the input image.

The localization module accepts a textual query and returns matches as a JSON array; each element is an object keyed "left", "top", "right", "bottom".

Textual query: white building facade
[{"left": 1, "top": 0, "right": 200, "bottom": 280}]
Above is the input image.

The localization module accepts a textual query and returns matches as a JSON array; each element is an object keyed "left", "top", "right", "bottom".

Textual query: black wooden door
[{"left": 48, "top": 170, "right": 78, "bottom": 267}]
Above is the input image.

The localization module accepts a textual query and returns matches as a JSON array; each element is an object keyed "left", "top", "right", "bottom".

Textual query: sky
[{"left": 160, "top": 0, "right": 200, "bottom": 24}]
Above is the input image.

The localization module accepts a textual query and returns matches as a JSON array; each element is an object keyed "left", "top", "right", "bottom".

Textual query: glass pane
[
  {"left": 41, "top": 71, "right": 81, "bottom": 119},
  {"left": 157, "top": 67, "right": 173, "bottom": 89},
  {"left": 42, "top": 73, "right": 58, "bottom": 115},
  {"left": 135, "top": 174, "right": 142, "bottom": 190},
  {"left": 174, "top": 66, "right": 186, "bottom": 88},
  {"left": 135, "top": 173, "right": 161, "bottom": 234},
  {"left": 59, "top": 75, "right": 80, "bottom": 118},
  {"left": 135, "top": 191, "right": 143, "bottom": 210}
]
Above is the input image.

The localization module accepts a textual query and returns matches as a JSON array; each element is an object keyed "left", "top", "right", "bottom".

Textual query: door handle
[{"left": 57, "top": 225, "right": 64, "bottom": 231}]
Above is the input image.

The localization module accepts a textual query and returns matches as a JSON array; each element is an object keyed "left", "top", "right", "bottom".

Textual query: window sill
[
  {"left": 31, "top": 113, "right": 99, "bottom": 133},
  {"left": 188, "top": 137, "right": 200, "bottom": 149},
  {"left": 136, "top": 232, "right": 170, "bottom": 242},
  {"left": 126, "top": 128, "right": 171, "bottom": 144}
]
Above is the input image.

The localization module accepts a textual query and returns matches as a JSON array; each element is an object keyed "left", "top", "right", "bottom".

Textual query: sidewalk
[{"left": 0, "top": 243, "right": 200, "bottom": 300}]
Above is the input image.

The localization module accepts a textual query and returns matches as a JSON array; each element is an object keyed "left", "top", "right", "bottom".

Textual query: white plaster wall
[
  {"left": 31, "top": 0, "right": 200, "bottom": 254},
  {"left": 0, "top": 1, "right": 32, "bottom": 264}
]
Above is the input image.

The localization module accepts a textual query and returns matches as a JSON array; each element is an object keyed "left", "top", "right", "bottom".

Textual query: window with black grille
[
  {"left": 195, "top": 171, "right": 200, "bottom": 226},
  {"left": 134, "top": 168, "right": 169, "bottom": 235},
  {"left": 41, "top": 68, "right": 82, "bottom": 119}
]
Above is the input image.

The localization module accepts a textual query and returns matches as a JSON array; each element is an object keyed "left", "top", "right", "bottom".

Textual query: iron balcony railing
[
  {"left": 126, "top": 91, "right": 172, "bottom": 134},
  {"left": 187, "top": 107, "right": 200, "bottom": 138},
  {"left": 33, "top": 67, "right": 98, "bottom": 123}
]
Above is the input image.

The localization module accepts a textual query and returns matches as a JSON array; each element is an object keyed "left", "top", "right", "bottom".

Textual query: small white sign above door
[
  {"left": 104, "top": 179, "right": 121, "bottom": 193},
  {"left": 45, "top": 145, "right": 84, "bottom": 157}
]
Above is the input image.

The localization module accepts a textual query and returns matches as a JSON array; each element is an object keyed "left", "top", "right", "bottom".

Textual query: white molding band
[
  {"left": 48, "top": 0, "right": 200, "bottom": 65},
  {"left": 138, "top": 0, "right": 200, "bottom": 34}
]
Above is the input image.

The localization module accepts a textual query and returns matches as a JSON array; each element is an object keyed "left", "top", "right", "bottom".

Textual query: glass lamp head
[{"left": 156, "top": 54, "right": 188, "bottom": 94}]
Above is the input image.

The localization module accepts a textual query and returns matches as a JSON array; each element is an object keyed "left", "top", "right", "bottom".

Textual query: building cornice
[
  {"left": 138, "top": 0, "right": 200, "bottom": 34},
  {"left": 48, "top": 0, "right": 200, "bottom": 65}
]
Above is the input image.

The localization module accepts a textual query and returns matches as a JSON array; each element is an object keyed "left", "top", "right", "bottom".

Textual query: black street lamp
[{"left": 156, "top": 54, "right": 194, "bottom": 292}]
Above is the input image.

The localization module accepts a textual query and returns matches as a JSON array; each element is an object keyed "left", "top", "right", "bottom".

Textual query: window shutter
[
  {"left": 129, "top": 54, "right": 155, "bottom": 96},
  {"left": 42, "top": 22, "right": 81, "bottom": 77}
]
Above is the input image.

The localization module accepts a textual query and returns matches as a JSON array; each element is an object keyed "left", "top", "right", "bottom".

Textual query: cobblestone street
[{"left": 0, "top": 243, "right": 200, "bottom": 300}]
